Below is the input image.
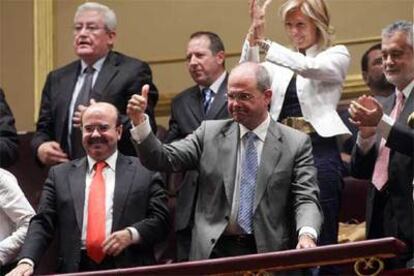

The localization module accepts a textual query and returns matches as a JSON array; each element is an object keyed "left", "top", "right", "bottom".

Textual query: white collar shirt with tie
[
  {"left": 67, "top": 55, "right": 107, "bottom": 139},
  {"left": 81, "top": 150, "right": 117, "bottom": 248}
]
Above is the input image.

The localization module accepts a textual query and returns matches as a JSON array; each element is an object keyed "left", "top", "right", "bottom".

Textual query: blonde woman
[{"left": 240, "top": 0, "right": 351, "bottom": 273}]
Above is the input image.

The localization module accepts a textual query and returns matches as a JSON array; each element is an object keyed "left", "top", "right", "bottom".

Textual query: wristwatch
[{"left": 258, "top": 38, "right": 271, "bottom": 53}]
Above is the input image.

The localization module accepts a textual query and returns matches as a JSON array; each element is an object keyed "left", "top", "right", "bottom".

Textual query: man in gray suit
[
  {"left": 127, "top": 62, "right": 322, "bottom": 261},
  {"left": 165, "top": 31, "right": 230, "bottom": 262}
]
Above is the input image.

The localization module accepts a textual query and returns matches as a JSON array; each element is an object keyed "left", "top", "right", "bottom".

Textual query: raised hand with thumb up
[{"left": 127, "top": 84, "right": 149, "bottom": 126}]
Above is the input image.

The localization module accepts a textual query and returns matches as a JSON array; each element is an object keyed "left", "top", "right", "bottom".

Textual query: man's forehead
[{"left": 75, "top": 10, "right": 103, "bottom": 22}]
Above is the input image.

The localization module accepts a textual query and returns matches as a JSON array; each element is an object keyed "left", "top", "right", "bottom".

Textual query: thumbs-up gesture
[{"left": 127, "top": 84, "right": 149, "bottom": 126}]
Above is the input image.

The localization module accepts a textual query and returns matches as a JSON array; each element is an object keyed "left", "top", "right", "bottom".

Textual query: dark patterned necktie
[{"left": 71, "top": 66, "right": 95, "bottom": 159}]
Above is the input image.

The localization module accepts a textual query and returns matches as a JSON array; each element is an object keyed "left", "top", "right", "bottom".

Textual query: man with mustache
[
  {"left": 165, "top": 31, "right": 230, "bottom": 262},
  {"left": 349, "top": 20, "right": 414, "bottom": 269},
  {"left": 7, "top": 102, "right": 169, "bottom": 275},
  {"left": 31, "top": 2, "right": 158, "bottom": 166},
  {"left": 128, "top": 62, "right": 322, "bottom": 264}
]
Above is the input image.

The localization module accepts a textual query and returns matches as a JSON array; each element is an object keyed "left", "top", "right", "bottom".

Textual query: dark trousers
[
  {"left": 79, "top": 250, "right": 116, "bottom": 272},
  {"left": 210, "top": 234, "right": 257, "bottom": 258},
  {"left": 310, "top": 134, "right": 343, "bottom": 275}
]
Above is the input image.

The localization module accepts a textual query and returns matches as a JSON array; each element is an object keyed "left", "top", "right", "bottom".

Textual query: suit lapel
[
  {"left": 398, "top": 86, "right": 414, "bottom": 124},
  {"left": 206, "top": 74, "right": 228, "bottom": 120},
  {"left": 91, "top": 52, "right": 119, "bottom": 101},
  {"left": 112, "top": 154, "right": 134, "bottom": 231},
  {"left": 253, "top": 121, "right": 282, "bottom": 213},
  {"left": 69, "top": 158, "right": 88, "bottom": 231},
  {"left": 220, "top": 122, "right": 239, "bottom": 205},
  {"left": 187, "top": 86, "right": 204, "bottom": 123},
  {"left": 57, "top": 62, "right": 80, "bottom": 131}
]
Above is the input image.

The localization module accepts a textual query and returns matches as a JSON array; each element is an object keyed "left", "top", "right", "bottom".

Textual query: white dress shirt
[
  {"left": 81, "top": 151, "right": 139, "bottom": 247},
  {"left": 0, "top": 169, "right": 35, "bottom": 265},
  {"left": 240, "top": 40, "right": 351, "bottom": 137}
]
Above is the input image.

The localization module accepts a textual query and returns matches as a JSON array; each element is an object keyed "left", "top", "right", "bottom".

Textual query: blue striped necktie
[
  {"left": 202, "top": 87, "right": 213, "bottom": 113},
  {"left": 238, "top": 131, "right": 258, "bottom": 233}
]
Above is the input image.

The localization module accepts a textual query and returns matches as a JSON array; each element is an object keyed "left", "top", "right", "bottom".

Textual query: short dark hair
[
  {"left": 361, "top": 43, "right": 382, "bottom": 73},
  {"left": 190, "top": 31, "right": 225, "bottom": 55}
]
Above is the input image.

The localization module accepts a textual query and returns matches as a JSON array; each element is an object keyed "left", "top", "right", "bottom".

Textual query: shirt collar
[
  {"left": 199, "top": 71, "right": 227, "bottom": 94},
  {"left": 398, "top": 78, "right": 414, "bottom": 99},
  {"left": 80, "top": 55, "right": 107, "bottom": 74},
  {"left": 87, "top": 150, "right": 118, "bottom": 174},
  {"left": 239, "top": 113, "right": 270, "bottom": 142}
]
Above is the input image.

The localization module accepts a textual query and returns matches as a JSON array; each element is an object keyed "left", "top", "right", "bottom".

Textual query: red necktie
[
  {"left": 86, "top": 161, "right": 107, "bottom": 263},
  {"left": 371, "top": 91, "right": 405, "bottom": 190}
]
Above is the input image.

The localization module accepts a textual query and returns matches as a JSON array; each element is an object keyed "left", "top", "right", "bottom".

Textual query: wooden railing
[{"left": 60, "top": 237, "right": 407, "bottom": 276}]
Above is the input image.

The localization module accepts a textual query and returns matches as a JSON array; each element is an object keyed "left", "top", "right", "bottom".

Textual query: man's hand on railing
[{"left": 296, "top": 233, "right": 317, "bottom": 249}]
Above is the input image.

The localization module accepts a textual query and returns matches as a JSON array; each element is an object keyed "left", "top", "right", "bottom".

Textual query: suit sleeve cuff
[
  {"left": 130, "top": 114, "right": 152, "bottom": 144},
  {"left": 18, "top": 258, "right": 35, "bottom": 268},
  {"left": 126, "top": 227, "right": 140, "bottom": 244},
  {"left": 299, "top": 227, "right": 318, "bottom": 241}
]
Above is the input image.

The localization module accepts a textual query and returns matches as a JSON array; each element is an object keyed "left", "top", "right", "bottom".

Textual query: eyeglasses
[
  {"left": 226, "top": 92, "right": 255, "bottom": 102},
  {"left": 82, "top": 124, "right": 114, "bottom": 133},
  {"left": 73, "top": 24, "right": 106, "bottom": 34}
]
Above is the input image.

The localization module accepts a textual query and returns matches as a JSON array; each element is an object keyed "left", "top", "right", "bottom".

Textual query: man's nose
[{"left": 90, "top": 128, "right": 101, "bottom": 137}]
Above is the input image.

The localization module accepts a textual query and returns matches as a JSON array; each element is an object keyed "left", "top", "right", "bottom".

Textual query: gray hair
[
  {"left": 75, "top": 2, "right": 117, "bottom": 32},
  {"left": 255, "top": 65, "right": 271, "bottom": 92},
  {"left": 382, "top": 20, "right": 413, "bottom": 47}
]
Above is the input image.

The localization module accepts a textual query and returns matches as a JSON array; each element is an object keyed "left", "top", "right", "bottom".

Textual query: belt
[
  {"left": 281, "top": 116, "right": 315, "bottom": 134},
  {"left": 220, "top": 234, "right": 255, "bottom": 244}
]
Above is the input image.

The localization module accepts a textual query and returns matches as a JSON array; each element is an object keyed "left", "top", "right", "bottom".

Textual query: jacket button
[{"left": 211, "top": 238, "right": 216, "bottom": 244}]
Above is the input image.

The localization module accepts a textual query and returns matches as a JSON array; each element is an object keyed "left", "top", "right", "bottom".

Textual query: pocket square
[{"left": 408, "top": 112, "right": 414, "bottom": 129}]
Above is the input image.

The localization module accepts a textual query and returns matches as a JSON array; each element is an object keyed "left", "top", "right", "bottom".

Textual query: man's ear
[
  {"left": 362, "top": 71, "right": 369, "bottom": 85},
  {"left": 215, "top": 51, "right": 225, "bottom": 65},
  {"left": 116, "top": 124, "right": 123, "bottom": 140}
]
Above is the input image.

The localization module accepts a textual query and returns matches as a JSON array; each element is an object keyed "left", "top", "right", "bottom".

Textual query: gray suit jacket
[
  {"left": 19, "top": 153, "right": 170, "bottom": 273},
  {"left": 135, "top": 118, "right": 322, "bottom": 260}
]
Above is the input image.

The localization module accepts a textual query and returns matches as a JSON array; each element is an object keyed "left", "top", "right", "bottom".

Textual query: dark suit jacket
[
  {"left": 351, "top": 88, "right": 414, "bottom": 266},
  {"left": 18, "top": 153, "right": 170, "bottom": 273},
  {"left": 31, "top": 51, "right": 158, "bottom": 160},
  {"left": 0, "top": 88, "right": 19, "bottom": 168},
  {"left": 164, "top": 75, "right": 229, "bottom": 232},
  {"left": 135, "top": 119, "right": 322, "bottom": 260}
]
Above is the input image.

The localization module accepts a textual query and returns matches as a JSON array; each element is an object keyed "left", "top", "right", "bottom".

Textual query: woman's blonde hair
[{"left": 279, "top": 0, "right": 334, "bottom": 49}]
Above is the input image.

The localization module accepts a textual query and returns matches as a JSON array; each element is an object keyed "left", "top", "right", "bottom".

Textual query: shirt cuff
[
  {"left": 126, "top": 227, "right": 140, "bottom": 244},
  {"left": 130, "top": 114, "right": 152, "bottom": 144},
  {"left": 18, "top": 258, "right": 35, "bottom": 268},
  {"left": 377, "top": 113, "right": 393, "bottom": 140},
  {"left": 299, "top": 227, "right": 318, "bottom": 241},
  {"left": 356, "top": 132, "right": 377, "bottom": 155}
]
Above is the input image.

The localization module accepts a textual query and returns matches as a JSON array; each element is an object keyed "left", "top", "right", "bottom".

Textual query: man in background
[
  {"left": 0, "top": 88, "right": 19, "bottom": 168},
  {"left": 165, "top": 31, "right": 229, "bottom": 262},
  {"left": 350, "top": 20, "right": 414, "bottom": 268},
  {"left": 31, "top": 2, "right": 158, "bottom": 166}
]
